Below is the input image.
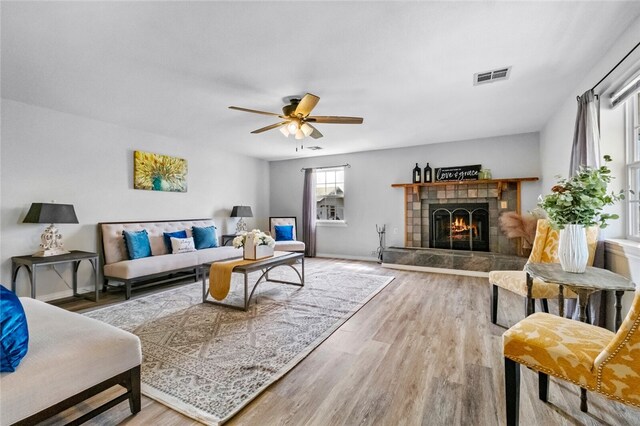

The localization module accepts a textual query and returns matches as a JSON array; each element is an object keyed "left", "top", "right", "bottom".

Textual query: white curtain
[{"left": 567, "top": 89, "right": 605, "bottom": 326}]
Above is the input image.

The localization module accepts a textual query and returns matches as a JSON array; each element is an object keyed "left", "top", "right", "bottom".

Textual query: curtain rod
[
  {"left": 300, "top": 163, "right": 351, "bottom": 172},
  {"left": 589, "top": 41, "right": 640, "bottom": 93}
]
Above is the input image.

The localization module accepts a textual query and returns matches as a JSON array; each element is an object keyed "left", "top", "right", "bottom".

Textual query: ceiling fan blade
[
  {"left": 294, "top": 93, "right": 320, "bottom": 117},
  {"left": 306, "top": 124, "right": 323, "bottom": 139},
  {"left": 306, "top": 116, "right": 364, "bottom": 124},
  {"left": 250, "top": 121, "right": 289, "bottom": 134},
  {"left": 229, "top": 106, "right": 282, "bottom": 116}
]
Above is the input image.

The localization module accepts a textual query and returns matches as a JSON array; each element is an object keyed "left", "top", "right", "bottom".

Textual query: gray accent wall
[
  {"left": 1, "top": 99, "right": 270, "bottom": 300},
  {"left": 269, "top": 133, "right": 541, "bottom": 260}
]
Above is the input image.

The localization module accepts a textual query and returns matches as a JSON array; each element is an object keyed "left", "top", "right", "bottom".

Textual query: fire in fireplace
[{"left": 429, "top": 203, "right": 489, "bottom": 251}]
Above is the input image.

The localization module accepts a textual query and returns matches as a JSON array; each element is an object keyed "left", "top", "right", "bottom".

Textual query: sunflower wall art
[{"left": 134, "top": 151, "right": 188, "bottom": 192}]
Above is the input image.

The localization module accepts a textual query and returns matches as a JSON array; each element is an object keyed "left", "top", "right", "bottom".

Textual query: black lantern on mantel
[
  {"left": 423, "top": 163, "right": 432, "bottom": 183},
  {"left": 412, "top": 163, "right": 421, "bottom": 183}
]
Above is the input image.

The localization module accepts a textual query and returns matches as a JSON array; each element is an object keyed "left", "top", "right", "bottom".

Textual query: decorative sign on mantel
[{"left": 435, "top": 164, "right": 481, "bottom": 182}]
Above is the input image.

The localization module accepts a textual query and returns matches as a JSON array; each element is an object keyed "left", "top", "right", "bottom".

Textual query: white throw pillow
[{"left": 170, "top": 237, "right": 196, "bottom": 254}]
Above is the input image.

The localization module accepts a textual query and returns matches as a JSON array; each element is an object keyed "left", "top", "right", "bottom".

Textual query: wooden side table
[
  {"left": 524, "top": 263, "right": 635, "bottom": 413},
  {"left": 11, "top": 250, "right": 100, "bottom": 301}
]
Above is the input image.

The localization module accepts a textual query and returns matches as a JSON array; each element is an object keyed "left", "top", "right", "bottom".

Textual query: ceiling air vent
[
  {"left": 307, "top": 146, "right": 323, "bottom": 151},
  {"left": 473, "top": 66, "right": 512, "bottom": 86}
]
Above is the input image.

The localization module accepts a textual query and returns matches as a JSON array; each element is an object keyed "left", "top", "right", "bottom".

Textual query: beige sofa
[
  {"left": 0, "top": 298, "right": 141, "bottom": 425},
  {"left": 100, "top": 219, "right": 242, "bottom": 299}
]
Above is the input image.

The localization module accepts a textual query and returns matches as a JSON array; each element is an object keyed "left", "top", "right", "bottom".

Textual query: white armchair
[{"left": 269, "top": 217, "right": 306, "bottom": 253}]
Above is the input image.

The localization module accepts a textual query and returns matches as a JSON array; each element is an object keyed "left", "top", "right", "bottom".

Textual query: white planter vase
[
  {"left": 558, "top": 224, "right": 589, "bottom": 273},
  {"left": 243, "top": 234, "right": 274, "bottom": 260}
]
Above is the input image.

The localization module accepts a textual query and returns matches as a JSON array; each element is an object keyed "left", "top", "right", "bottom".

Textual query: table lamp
[
  {"left": 23, "top": 203, "right": 78, "bottom": 257},
  {"left": 230, "top": 205, "right": 253, "bottom": 234}
]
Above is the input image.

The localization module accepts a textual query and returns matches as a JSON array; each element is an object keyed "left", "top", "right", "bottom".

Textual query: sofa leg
[
  {"left": 128, "top": 365, "right": 141, "bottom": 414},
  {"left": 103, "top": 278, "right": 109, "bottom": 293},
  {"left": 538, "top": 372, "right": 549, "bottom": 402},
  {"left": 505, "top": 357, "right": 520, "bottom": 426},
  {"left": 125, "top": 283, "right": 132, "bottom": 300},
  {"left": 491, "top": 284, "right": 499, "bottom": 324},
  {"left": 541, "top": 299, "right": 549, "bottom": 313}
]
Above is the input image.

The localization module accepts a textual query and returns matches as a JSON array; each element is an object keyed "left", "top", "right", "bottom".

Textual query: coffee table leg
[
  {"left": 558, "top": 285, "right": 564, "bottom": 318},
  {"left": 243, "top": 271, "right": 249, "bottom": 311}
]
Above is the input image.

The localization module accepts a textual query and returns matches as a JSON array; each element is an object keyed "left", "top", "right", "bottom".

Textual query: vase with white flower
[
  {"left": 233, "top": 229, "right": 276, "bottom": 260},
  {"left": 538, "top": 155, "right": 625, "bottom": 273}
]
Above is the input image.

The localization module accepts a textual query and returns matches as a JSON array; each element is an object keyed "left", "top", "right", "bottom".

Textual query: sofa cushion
[
  {"left": 274, "top": 241, "right": 305, "bottom": 252},
  {"left": 104, "top": 252, "right": 199, "bottom": 280},
  {"left": 0, "top": 298, "right": 141, "bottom": 425},
  {"left": 171, "top": 236, "right": 196, "bottom": 254},
  {"left": 196, "top": 246, "right": 243, "bottom": 264},
  {"left": 122, "top": 229, "right": 152, "bottom": 260},
  {"left": 163, "top": 230, "right": 187, "bottom": 253},
  {"left": 192, "top": 226, "right": 218, "bottom": 250},
  {"left": 0, "top": 285, "right": 29, "bottom": 372},
  {"left": 274, "top": 225, "right": 294, "bottom": 241}
]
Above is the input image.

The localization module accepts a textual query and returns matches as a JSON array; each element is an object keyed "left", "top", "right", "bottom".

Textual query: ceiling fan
[{"left": 229, "top": 93, "right": 363, "bottom": 141}]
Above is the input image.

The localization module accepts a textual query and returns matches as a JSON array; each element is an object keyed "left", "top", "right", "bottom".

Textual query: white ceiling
[{"left": 2, "top": 2, "right": 640, "bottom": 161}]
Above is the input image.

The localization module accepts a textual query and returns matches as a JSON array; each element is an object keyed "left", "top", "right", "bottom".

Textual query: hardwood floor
[{"left": 50, "top": 258, "right": 640, "bottom": 425}]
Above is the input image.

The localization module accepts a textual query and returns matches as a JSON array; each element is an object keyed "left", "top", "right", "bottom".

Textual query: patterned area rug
[{"left": 85, "top": 267, "right": 394, "bottom": 425}]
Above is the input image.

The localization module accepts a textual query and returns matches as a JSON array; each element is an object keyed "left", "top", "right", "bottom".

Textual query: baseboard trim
[
  {"left": 381, "top": 263, "right": 489, "bottom": 278},
  {"left": 315, "top": 253, "right": 379, "bottom": 263},
  {"left": 35, "top": 287, "right": 95, "bottom": 302}
]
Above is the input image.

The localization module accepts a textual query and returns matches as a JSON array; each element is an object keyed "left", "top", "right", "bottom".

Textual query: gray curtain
[
  {"left": 302, "top": 169, "right": 316, "bottom": 257},
  {"left": 567, "top": 89, "right": 605, "bottom": 326}
]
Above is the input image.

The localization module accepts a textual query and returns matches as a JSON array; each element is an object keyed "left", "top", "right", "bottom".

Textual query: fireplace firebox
[{"left": 429, "top": 203, "right": 489, "bottom": 251}]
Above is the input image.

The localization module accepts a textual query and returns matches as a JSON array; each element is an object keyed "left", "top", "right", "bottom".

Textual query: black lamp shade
[
  {"left": 230, "top": 205, "right": 253, "bottom": 218},
  {"left": 23, "top": 203, "right": 79, "bottom": 224}
]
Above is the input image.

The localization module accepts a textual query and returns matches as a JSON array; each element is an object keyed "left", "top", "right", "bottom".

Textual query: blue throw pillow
[
  {"left": 274, "top": 225, "right": 294, "bottom": 241},
  {"left": 122, "top": 229, "right": 152, "bottom": 259},
  {"left": 163, "top": 230, "right": 187, "bottom": 253},
  {"left": 192, "top": 226, "right": 218, "bottom": 250},
  {"left": 0, "top": 285, "right": 29, "bottom": 372}
]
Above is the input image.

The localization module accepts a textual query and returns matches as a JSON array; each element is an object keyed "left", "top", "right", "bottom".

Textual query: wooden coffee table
[{"left": 201, "top": 252, "right": 304, "bottom": 311}]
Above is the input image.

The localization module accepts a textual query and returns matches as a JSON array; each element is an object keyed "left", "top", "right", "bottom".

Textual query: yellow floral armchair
[
  {"left": 488, "top": 219, "right": 598, "bottom": 325},
  {"left": 502, "top": 288, "right": 640, "bottom": 425}
]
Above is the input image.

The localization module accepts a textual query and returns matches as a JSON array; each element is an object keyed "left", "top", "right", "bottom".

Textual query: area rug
[{"left": 84, "top": 268, "right": 394, "bottom": 425}]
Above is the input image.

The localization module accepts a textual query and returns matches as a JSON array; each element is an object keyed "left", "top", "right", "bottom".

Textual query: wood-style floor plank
[{"left": 48, "top": 258, "right": 640, "bottom": 425}]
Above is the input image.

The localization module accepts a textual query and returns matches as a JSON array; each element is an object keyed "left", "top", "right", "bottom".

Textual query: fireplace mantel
[{"left": 391, "top": 177, "right": 538, "bottom": 190}]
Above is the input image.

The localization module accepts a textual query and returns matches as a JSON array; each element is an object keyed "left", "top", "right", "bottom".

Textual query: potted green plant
[{"left": 538, "top": 155, "right": 625, "bottom": 273}]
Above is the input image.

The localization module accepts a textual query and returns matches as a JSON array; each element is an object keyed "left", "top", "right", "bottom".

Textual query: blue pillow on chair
[
  {"left": 274, "top": 225, "right": 294, "bottom": 241},
  {"left": 192, "top": 226, "right": 218, "bottom": 249},
  {"left": 122, "top": 229, "right": 152, "bottom": 259},
  {"left": 0, "top": 285, "right": 29, "bottom": 372},
  {"left": 163, "top": 230, "right": 188, "bottom": 253}
]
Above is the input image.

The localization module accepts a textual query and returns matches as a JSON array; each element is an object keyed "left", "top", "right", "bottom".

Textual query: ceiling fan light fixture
[
  {"left": 287, "top": 120, "right": 299, "bottom": 134},
  {"left": 301, "top": 123, "right": 313, "bottom": 137},
  {"left": 279, "top": 126, "right": 290, "bottom": 137},
  {"left": 295, "top": 129, "right": 305, "bottom": 140}
]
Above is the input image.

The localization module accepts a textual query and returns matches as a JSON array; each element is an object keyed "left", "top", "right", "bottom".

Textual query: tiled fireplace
[
  {"left": 405, "top": 181, "right": 519, "bottom": 256},
  {"left": 384, "top": 177, "right": 538, "bottom": 274}
]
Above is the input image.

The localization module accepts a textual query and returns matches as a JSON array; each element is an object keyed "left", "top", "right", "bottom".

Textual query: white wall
[
  {"left": 540, "top": 15, "right": 640, "bottom": 240},
  {"left": 270, "top": 133, "right": 541, "bottom": 260},
  {"left": 1, "top": 99, "right": 270, "bottom": 299}
]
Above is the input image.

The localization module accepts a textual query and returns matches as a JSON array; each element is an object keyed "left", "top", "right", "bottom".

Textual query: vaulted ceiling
[{"left": 3, "top": 2, "right": 640, "bottom": 160}]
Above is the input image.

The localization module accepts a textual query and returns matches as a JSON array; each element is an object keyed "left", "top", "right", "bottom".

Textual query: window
[
  {"left": 626, "top": 90, "right": 640, "bottom": 240},
  {"left": 316, "top": 167, "right": 345, "bottom": 222}
]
